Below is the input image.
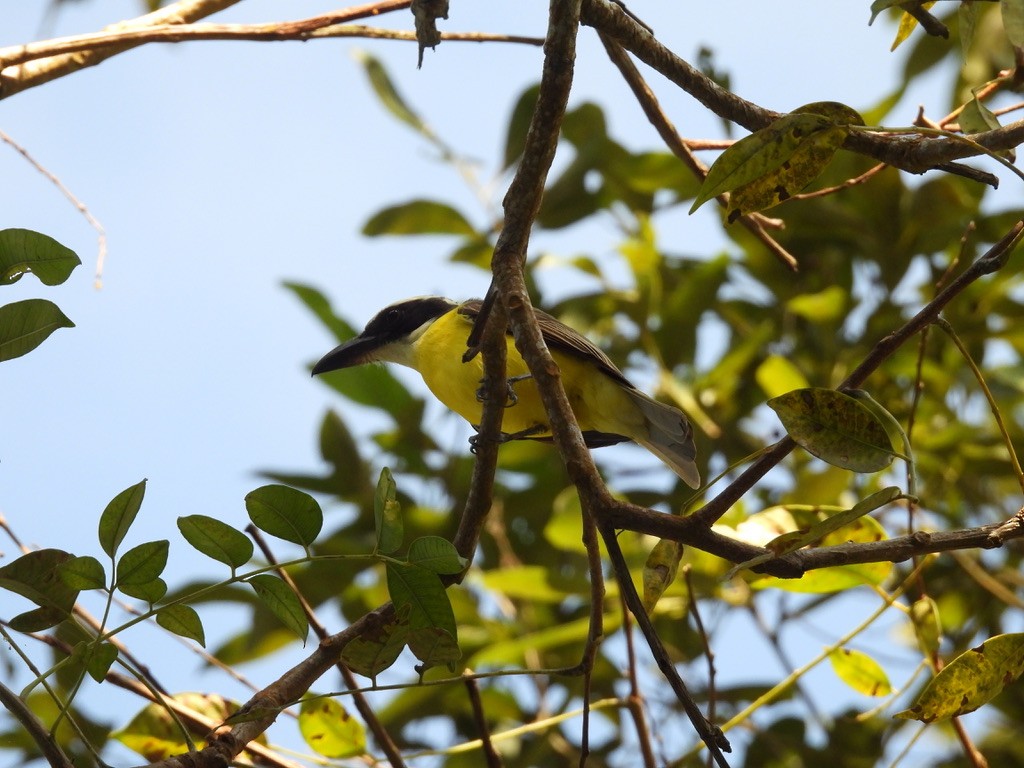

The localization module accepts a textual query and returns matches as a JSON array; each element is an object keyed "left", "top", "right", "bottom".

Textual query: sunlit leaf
[
  {"left": 786, "top": 286, "right": 848, "bottom": 322},
  {"left": 768, "top": 388, "right": 896, "bottom": 472},
  {"left": 829, "top": 648, "right": 892, "bottom": 696},
  {"left": 755, "top": 354, "right": 811, "bottom": 400},
  {"left": 691, "top": 111, "right": 845, "bottom": 215},
  {"left": 911, "top": 596, "right": 942, "bottom": 658},
  {"left": 642, "top": 539, "right": 683, "bottom": 612},
  {"left": 115, "top": 693, "right": 243, "bottom": 760},
  {"left": 299, "top": 697, "right": 366, "bottom": 758},
  {"left": 374, "top": 467, "right": 403, "bottom": 555},
  {"left": 896, "top": 633, "right": 1024, "bottom": 721}
]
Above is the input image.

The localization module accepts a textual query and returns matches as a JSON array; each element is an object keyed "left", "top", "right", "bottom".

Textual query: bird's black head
[{"left": 312, "top": 296, "right": 457, "bottom": 375}]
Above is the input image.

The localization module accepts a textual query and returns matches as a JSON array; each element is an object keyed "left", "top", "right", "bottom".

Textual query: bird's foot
[
  {"left": 469, "top": 423, "right": 546, "bottom": 454},
  {"left": 474, "top": 373, "right": 534, "bottom": 408}
]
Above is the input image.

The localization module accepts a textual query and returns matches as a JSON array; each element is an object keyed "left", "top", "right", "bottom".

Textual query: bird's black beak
[{"left": 311, "top": 334, "right": 382, "bottom": 376}]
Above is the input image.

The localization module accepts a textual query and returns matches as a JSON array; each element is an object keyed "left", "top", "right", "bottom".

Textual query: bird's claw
[{"left": 475, "top": 373, "right": 533, "bottom": 408}]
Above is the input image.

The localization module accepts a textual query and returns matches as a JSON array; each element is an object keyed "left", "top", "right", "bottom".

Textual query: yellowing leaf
[
  {"left": 896, "top": 633, "right": 1024, "bottom": 722},
  {"left": 786, "top": 286, "right": 849, "bottom": 323},
  {"left": 642, "top": 539, "right": 683, "bottom": 612},
  {"left": 768, "top": 388, "right": 896, "bottom": 473},
  {"left": 829, "top": 647, "right": 892, "bottom": 696},
  {"left": 755, "top": 355, "right": 810, "bottom": 400},
  {"left": 299, "top": 697, "right": 366, "bottom": 759}
]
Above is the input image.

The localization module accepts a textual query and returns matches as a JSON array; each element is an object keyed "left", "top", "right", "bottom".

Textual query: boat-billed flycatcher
[{"left": 312, "top": 297, "right": 700, "bottom": 488}]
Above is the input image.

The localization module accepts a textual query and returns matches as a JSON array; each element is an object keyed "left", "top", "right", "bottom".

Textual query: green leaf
[
  {"left": 374, "top": 468, "right": 403, "bottom": 555},
  {"left": 407, "top": 626, "right": 461, "bottom": 668},
  {"left": 767, "top": 388, "right": 896, "bottom": 472},
  {"left": 299, "top": 697, "right": 366, "bottom": 758},
  {"left": 0, "top": 298, "right": 74, "bottom": 362},
  {"left": 1003, "top": 0, "right": 1024, "bottom": 48},
  {"left": 407, "top": 536, "right": 465, "bottom": 575},
  {"left": 8, "top": 606, "right": 70, "bottom": 632},
  {"left": 642, "top": 539, "right": 683, "bottom": 613},
  {"left": 503, "top": 84, "right": 540, "bottom": 169},
  {"left": 691, "top": 112, "right": 839, "bottom": 214},
  {"left": 98, "top": 479, "right": 147, "bottom": 559},
  {"left": 363, "top": 200, "right": 476, "bottom": 237},
  {"left": 0, "top": 549, "right": 78, "bottom": 628},
  {"left": 341, "top": 611, "right": 411, "bottom": 681},
  {"left": 829, "top": 648, "right": 892, "bottom": 696},
  {"left": 959, "top": 1, "right": 979, "bottom": 59},
  {"left": 115, "top": 540, "right": 169, "bottom": 587},
  {"left": 119, "top": 577, "right": 167, "bottom": 604},
  {"left": 911, "top": 596, "right": 942, "bottom": 658},
  {"left": 155, "top": 604, "right": 206, "bottom": 646},
  {"left": 58, "top": 555, "right": 106, "bottom": 591},
  {"left": 73, "top": 640, "right": 119, "bottom": 683},
  {"left": 245, "top": 485, "right": 323, "bottom": 548},
  {"left": 247, "top": 574, "right": 308, "bottom": 640},
  {"left": 896, "top": 633, "right": 1024, "bottom": 721},
  {"left": 0, "top": 228, "right": 81, "bottom": 286},
  {"left": 868, "top": 0, "right": 908, "bottom": 25},
  {"left": 386, "top": 561, "right": 457, "bottom": 640},
  {"left": 353, "top": 50, "right": 432, "bottom": 137},
  {"left": 177, "top": 515, "right": 253, "bottom": 572},
  {"left": 960, "top": 94, "right": 1000, "bottom": 136}
]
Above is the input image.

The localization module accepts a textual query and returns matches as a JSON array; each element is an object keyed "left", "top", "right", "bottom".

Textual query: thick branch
[
  {"left": 0, "top": 0, "right": 244, "bottom": 100},
  {"left": 607, "top": 502, "right": 1024, "bottom": 578},
  {"left": 146, "top": 605, "right": 395, "bottom": 768}
]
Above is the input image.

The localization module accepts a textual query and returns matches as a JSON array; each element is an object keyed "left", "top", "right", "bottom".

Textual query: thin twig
[
  {"left": 597, "top": 34, "right": 798, "bottom": 270},
  {"left": 463, "top": 672, "right": 504, "bottom": 768},
  {"left": 620, "top": 598, "right": 658, "bottom": 768},
  {"left": 0, "top": 128, "right": 107, "bottom": 287}
]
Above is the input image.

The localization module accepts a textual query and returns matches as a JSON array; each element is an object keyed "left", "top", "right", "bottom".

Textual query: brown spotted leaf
[{"left": 896, "top": 633, "right": 1024, "bottom": 722}]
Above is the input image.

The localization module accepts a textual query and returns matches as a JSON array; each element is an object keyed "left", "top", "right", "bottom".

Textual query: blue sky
[{"left": 0, "top": 1, "right": 959, "bottom": 763}]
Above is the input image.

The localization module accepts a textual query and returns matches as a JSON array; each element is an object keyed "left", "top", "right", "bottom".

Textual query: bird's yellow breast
[{"left": 410, "top": 308, "right": 643, "bottom": 438}]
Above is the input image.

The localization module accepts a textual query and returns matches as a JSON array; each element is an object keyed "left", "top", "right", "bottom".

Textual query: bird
[{"left": 312, "top": 296, "right": 700, "bottom": 488}]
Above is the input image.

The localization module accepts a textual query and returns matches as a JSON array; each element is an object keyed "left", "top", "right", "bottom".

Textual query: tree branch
[
  {"left": 581, "top": 0, "right": 1013, "bottom": 182},
  {"left": 687, "top": 220, "right": 1024, "bottom": 529},
  {"left": 0, "top": 0, "right": 245, "bottom": 100}
]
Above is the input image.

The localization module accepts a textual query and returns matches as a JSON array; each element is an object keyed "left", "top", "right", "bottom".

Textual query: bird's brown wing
[{"left": 457, "top": 299, "right": 634, "bottom": 389}]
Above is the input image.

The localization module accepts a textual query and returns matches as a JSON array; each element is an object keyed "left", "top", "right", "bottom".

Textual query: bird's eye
[{"left": 386, "top": 309, "right": 401, "bottom": 322}]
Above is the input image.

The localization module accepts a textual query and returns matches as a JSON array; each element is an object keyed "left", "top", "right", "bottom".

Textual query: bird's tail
[{"left": 626, "top": 389, "right": 701, "bottom": 488}]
